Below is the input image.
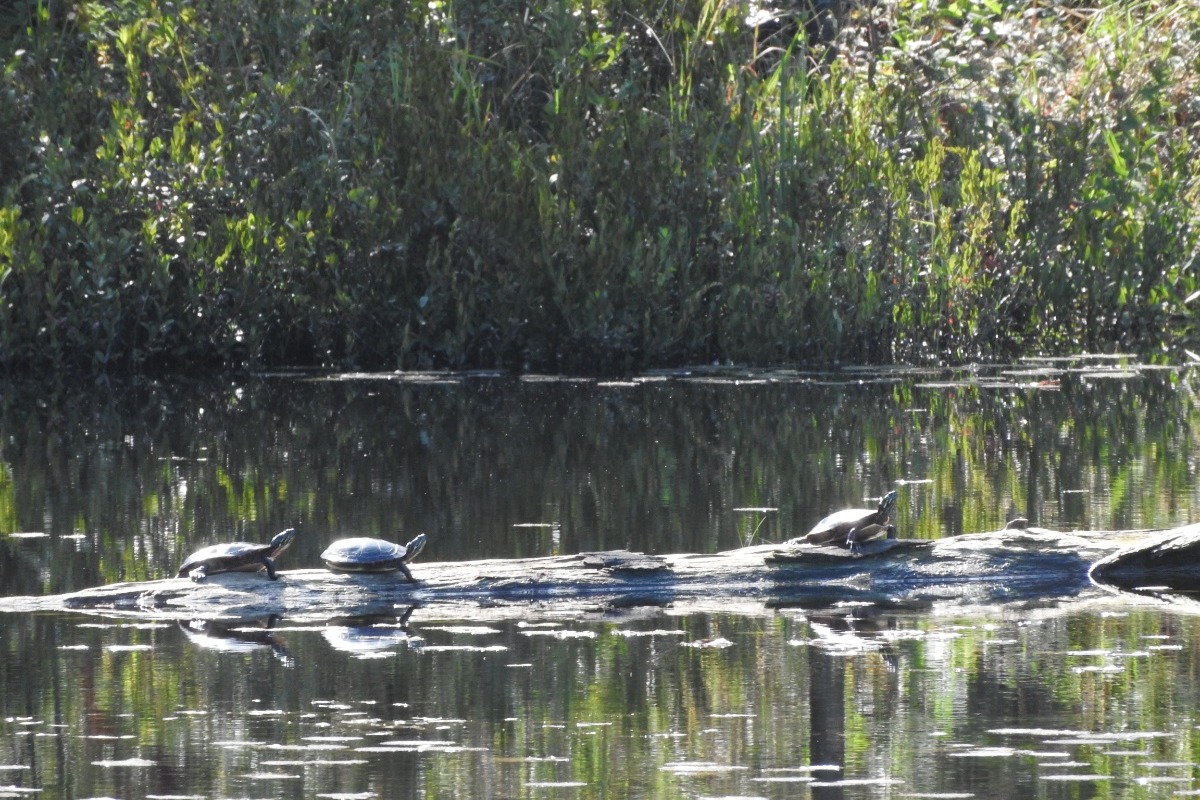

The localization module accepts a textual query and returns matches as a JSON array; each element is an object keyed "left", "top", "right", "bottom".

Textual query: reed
[{"left": 1, "top": 0, "right": 1197, "bottom": 373}]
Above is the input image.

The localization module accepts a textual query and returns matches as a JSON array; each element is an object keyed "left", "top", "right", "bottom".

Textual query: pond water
[{"left": 3, "top": 360, "right": 1200, "bottom": 799}]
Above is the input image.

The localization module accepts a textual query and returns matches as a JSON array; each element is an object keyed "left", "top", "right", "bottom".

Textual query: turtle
[
  {"left": 176, "top": 528, "right": 298, "bottom": 583},
  {"left": 800, "top": 490, "right": 898, "bottom": 553},
  {"left": 320, "top": 534, "right": 427, "bottom": 581}
]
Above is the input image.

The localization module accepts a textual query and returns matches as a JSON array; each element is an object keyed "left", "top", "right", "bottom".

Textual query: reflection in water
[
  {"left": 177, "top": 616, "right": 294, "bottom": 666},
  {"left": 321, "top": 607, "right": 419, "bottom": 656},
  {"left": 1, "top": 365, "right": 1198, "bottom": 596},
  {"left": 0, "top": 606, "right": 1199, "bottom": 796},
  {"left": 809, "top": 645, "right": 846, "bottom": 800},
  {"left": 1, "top": 365, "right": 1200, "bottom": 797}
]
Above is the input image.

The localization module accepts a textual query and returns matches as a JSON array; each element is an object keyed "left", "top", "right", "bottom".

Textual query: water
[{"left": 3, "top": 361, "right": 1200, "bottom": 798}]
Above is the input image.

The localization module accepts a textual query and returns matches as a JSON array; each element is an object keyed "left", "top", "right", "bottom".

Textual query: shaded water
[{"left": 3, "top": 361, "right": 1200, "bottom": 798}]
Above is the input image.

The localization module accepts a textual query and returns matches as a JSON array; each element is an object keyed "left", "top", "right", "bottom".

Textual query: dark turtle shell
[
  {"left": 177, "top": 528, "right": 297, "bottom": 582},
  {"left": 321, "top": 534, "right": 427, "bottom": 581},
  {"left": 802, "top": 491, "right": 898, "bottom": 548}
]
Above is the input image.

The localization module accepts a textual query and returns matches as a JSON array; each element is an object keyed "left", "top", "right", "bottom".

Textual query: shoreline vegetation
[{"left": 1, "top": 0, "right": 1198, "bottom": 375}]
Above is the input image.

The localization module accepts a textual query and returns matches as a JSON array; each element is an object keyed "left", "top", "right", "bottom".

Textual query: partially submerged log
[
  {"left": 2, "top": 524, "right": 1196, "bottom": 623},
  {"left": 1088, "top": 526, "right": 1200, "bottom": 590}
]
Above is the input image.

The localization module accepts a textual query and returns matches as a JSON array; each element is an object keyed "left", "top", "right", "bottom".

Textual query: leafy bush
[{"left": 1, "top": 0, "right": 1197, "bottom": 374}]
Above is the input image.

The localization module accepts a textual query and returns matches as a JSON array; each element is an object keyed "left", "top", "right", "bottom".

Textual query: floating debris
[
  {"left": 356, "top": 741, "right": 480, "bottom": 754},
  {"left": 81, "top": 622, "right": 170, "bottom": 630},
  {"left": 947, "top": 748, "right": 1017, "bottom": 758},
  {"left": 419, "top": 644, "right": 508, "bottom": 652},
  {"left": 312, "top": 701, "right": 354, "bottom": 710},
  {"left": 1040, "top": 774, "right": 1111, "bottom": 782},
  {"left": 521, "top": 630, "right": 595, "bottom": 640},
  {"left": 682, "top": 637, "right": 734, "bottom": 649},
  {"left": 262, "top": 759, "right": 368, "bottom": 767},
  {"left": 988, "top": 728, "right": 1090, "bottom": 737},
  {"left": 1134, "top": 776, "right": 1191, "bottom": 785},
  {"left": 1044, "top": 731, "right": 1171, "bottom": 743},
  {"left": 613, "top": 629, "right": 686, "bottom": 638},
  {"left": 92, "top": 758, "right": 156, "bottom": 768},
  {"left": 7, "top": 532, "right": 48, "bottom": 539},
  {"left": 422, "top": 626, "right": 501, "bottom": 635},
  {"left": 263, "top": 744, "right": 347, "bottom": 752},
  {"left": 104, "top": 645, "right": 152, "bottom": 653},
  {"left": 751, "top": 775, "right": 815, "bottom": 783},
  {"left": 660, "top": 761, "right": 748, "bottom": 775}
]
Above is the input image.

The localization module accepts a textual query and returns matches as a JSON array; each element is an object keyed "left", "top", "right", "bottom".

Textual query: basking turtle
[
  {"left": 321, "top": 534, "right": 427, "bottom": 581},
  {"left": 176, "top": 528, "right": 298, "bottom": 583},
  {"left": 800, "top": 491, "right": 898, "bottom": 553}
]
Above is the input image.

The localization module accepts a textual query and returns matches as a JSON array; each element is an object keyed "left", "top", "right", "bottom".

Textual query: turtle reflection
[
  {"left": 321, "top": 606, "right": 420, "bottom": 655},
  {"left": 176, "top": 615, "right": 294, "bottom": 666}
]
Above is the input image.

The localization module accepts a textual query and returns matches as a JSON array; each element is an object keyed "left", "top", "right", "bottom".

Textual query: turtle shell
[
  {"left": 177, "top": 542, "right": 271, "bottom": 576},
  {"left": 321, "top": 534, "right": 427, "bottom": 574},
  {"left": 803, "top": 508, "right": 880, "bottom": 545},
  {"left": 801, "top": 491, "right": 897, "bottom": 547},
  {"left": 176, "top": 528, "right": 297, "bottom": 581}
]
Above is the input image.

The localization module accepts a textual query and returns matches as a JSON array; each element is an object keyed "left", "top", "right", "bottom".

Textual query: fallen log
[
  {"left": 1, "top": 524, "right": 1194, "bottom": 623},
  {"left": 1088, "top": 525, "right": 1200, "bottom": 589}
]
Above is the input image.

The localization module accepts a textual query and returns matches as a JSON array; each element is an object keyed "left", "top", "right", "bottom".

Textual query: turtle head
[
  {"left": 878, "top": 491, "right": 898, "bottom": 515},
  {"left": 405, "top": 533, "right": 428, "bottom": 561},
  {"left": 270, "top": 528, "right": 298, "bottom": 555}
]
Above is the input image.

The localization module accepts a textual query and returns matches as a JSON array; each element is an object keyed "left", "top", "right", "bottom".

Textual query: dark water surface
[{"left": 3, "top": 361, "right": 1200, "bottom": 798}]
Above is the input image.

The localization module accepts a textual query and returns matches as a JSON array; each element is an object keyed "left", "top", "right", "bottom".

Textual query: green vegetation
[{"left": 1, "top": 0, "right": 1198, "bottom": 374}]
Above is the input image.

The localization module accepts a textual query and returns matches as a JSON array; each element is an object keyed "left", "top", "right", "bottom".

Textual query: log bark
[{"left": 2, "top": 524, "right": 1197, "bottom": 623}]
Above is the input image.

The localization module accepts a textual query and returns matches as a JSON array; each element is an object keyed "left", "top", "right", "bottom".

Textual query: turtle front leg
[
  {"left": 398, "top": 563, "right": 418, "bottom": 583},
  {"left": 262, "top": 556, "right": 279, "bottom": 580},
  {"left": 189, "top": 566, "right": 208, "bottom": 583},
  {"left": 846, "top": 527, "right": 861, "bottom": 555},
  {"left": 886, "top": 523, "right": 897, "bottom": 540}
]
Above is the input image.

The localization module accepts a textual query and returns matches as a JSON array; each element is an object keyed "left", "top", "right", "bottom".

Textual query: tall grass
[{"left": 1, "top": 0, "right": 1197, "bottom": 374}]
